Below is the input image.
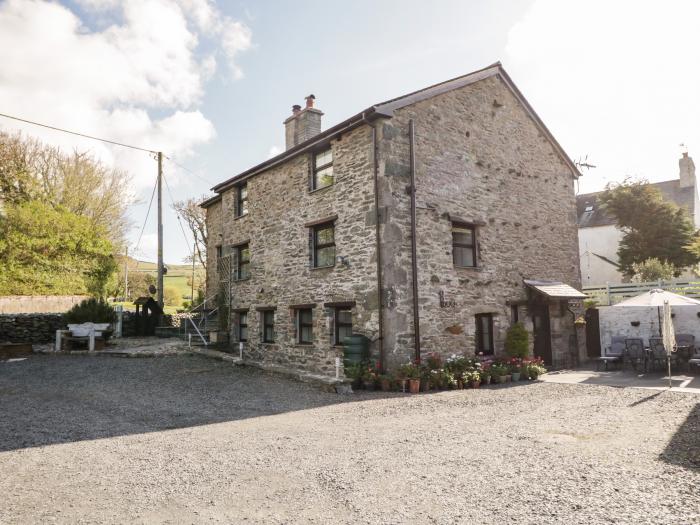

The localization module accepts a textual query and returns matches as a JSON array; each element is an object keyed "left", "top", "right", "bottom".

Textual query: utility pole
[
  {"left": 157, "top": 151, "right": 164, "bottom": 310},
  {"left": 191, "top": 241, "right": 196, "bottom": 306},
  {"left": 124, "top": 246, "right": 129, "bottom": 301}
]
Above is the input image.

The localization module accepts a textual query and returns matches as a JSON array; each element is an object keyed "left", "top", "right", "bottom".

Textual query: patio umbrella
[
  {"left": 661, "top": 300, "right": 676, "bottom": 389},
  {"left": 613, "top": 289, "right": 700, "bottom": 336}
]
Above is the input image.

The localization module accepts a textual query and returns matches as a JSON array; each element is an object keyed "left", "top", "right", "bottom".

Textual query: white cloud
[
  {"left": 0, "top": 0, "right": 251, "bottom": 189},
  {"left": 505, "top": 0, "right": 700, "bottom": 193}
]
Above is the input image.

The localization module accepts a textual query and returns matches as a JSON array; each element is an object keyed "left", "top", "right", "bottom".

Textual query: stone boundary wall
[
  {"left": 0, "top": 312, "right": 176, "bottom": 344},
  {"left": 0, "top": 295, "right": 89, "bottom": 314}
]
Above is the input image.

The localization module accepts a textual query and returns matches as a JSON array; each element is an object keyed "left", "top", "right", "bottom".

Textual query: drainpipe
[
  {"left": 408, "top": 119, "right": 421, "bottom": 363},
  {"left": 362, "top": 113, "right": 385, "bottom": 372},
  {"left": 567, "top": 302, "right": 579, "bottom": 367}
]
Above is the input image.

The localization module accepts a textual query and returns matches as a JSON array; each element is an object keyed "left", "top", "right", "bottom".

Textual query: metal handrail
[{"left": 187, "top": 316, "right": 208, "bottom": 347}]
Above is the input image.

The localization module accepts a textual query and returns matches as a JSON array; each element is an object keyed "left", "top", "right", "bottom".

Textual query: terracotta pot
[
  {"left": 470, "top": 380, "right": 481, "bottom": 389},
  {"left": 408, "top": 378, "right": 421, "bottom": 394},
  {"left": 380, "top": 378, "right": 392, "bottom": 392}
]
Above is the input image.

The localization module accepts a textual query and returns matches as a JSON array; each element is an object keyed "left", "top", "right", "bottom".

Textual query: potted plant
[
  {"left": 361, "top": 365, "right": 378, "bottom": 391},
  {"left": 479, "top": 367, "right": 492, "bottom": 385},
  {"left": 527, "top": 358, "right": 547, "bottom": 380},
  {"left": 345, "top": 363, "right": 363, "bottom": 390},
  {"left": 379, "top": 373, "right": 393, "bottom": 392},
  {"left": 509, "top": 357, "right": 522, "bottom": 382},
  {"left": 398, "top": 362, "right": 421, "bottom": 394},
  {"left": 490, "top": 363, "right": 509, "bottom": 384},
  {"left": 505, "top": 322, "right": 529, "bottom": 359},
  {"left": 464, "top": 369, "right": 481, "bottom": 389},
  {"left": 420, "top": 364, "right": 432, "bottom": 392}
]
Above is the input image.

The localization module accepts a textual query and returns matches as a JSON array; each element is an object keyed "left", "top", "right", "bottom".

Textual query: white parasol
[{"left": 661, "top": 300, "right": 676, "bottom": 389}]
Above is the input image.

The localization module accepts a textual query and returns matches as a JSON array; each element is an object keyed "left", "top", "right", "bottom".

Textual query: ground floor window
[
  {"left": 475, "top": 313, "right": 494, "bottom": 355},
  {"left": 261, "top": 310, "right": 275, "bottom": 343},
  {"left": 238, "top": 311, "right": 248, "bottom": 342},
  {"left": 297, "top": 308, "right": 313, "bottom": 344},
  {"left": 335, "top": 307, "right": 352, "bottom": 345}
]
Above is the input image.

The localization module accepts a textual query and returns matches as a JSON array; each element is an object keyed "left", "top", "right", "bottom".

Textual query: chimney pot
[
  {"left": 292, "top": 104, "right": 301, "bottom": 114},
  {"left": 305, "top": 94, "right": 315, "bottom": 109}
]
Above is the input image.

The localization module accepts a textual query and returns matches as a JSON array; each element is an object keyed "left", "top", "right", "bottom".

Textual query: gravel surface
[{"left": 1, "top": 354, "right": 698, "bottom": 524}]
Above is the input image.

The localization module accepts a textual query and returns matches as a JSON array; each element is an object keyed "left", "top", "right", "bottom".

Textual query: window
[
  {"left": 511, "top": 305, "right": 519, "bottom": 325},
  {"left": 452, "top": 224, "right": 477, "bottom": 267},
  {"left": 297, "top": 308, "right": 313, "bottom": 344},
  {"left": 334, "top": 307, "right": 353, "bottom": 345},
  {"left": 236, "top": 182, "right": 248, "bottom": 217},
  {"left": 236, "top": 243, "right": 250, "bottom": 280},
  {"left": 238, "top": 311, "right": 248, "bottom": 342},
  {"left": 262, "top": 310, "right": 275, "bottom": 343},
  {"left": 312, "top": 148, "right": 334, "bottom": 190},
  {"left": 475, "top": 313, "right": 494, "bottom": 355},
  {"left": 312, "top": 222, "right": 335, "bottom": 268}
]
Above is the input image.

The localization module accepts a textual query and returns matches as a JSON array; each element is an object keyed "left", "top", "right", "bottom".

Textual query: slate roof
[
  {"left": 523, "top": 279, "right": 586, "bottom": 299},
  {"left": 202, "top": 62, "right": 580, "bottom": 206},
  {"left": 576, "top": 179, "right": 695, "bottom": 228}
]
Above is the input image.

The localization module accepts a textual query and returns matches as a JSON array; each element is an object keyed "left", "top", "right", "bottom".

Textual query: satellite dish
[{"left": 148, "top": 285, "right": 157, "bottom": 295}]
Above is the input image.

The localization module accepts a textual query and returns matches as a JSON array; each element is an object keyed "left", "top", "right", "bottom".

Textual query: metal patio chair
[
  {"left": 649, "top": 337, "right": 679, "bottom": 372},
  {"left": 597, "top": 336, "right": 625, "bottom": 370},
  {"left": 624, "top": 338, "right": 646, "bottom": 372}
]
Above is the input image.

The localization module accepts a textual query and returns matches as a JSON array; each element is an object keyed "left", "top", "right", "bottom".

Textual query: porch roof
[{"left": 524, "top": 279, "right": 586, "bottom": 299}]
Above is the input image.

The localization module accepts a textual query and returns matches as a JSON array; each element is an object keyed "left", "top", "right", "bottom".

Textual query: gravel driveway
[{"left": 1, "top": 354, "right": 698, "bottom": 524}]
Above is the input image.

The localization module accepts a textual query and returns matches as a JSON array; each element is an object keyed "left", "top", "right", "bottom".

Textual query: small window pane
[
  {"left": 300, "top": 309, "right": 312, "bottom": 324},
  {"left": 240, "top": 326, "right": 248, "bottom": 341},
  {"left": 315, "top": 149, "right": 332, "bottom": 167},
  {"left": 300, "top": 326, "right": 312, "bottom": 343},
  {"left": 316, "top": 226, "right": 334, "bottom": 245},
  {"left": 338, "top": 310, "right": 352, "bottom": 324},
  {"left": 314, "top": 166, "right": 334, "bottom": 189},
  {"left": 453, "top": 229, "right": 473, "bottom": 245},
  {"left": 316, "top": 246, "right": 335, "bottom": 267},
  {"left": 453, "top": 246, "right": 474, "bottom": 267}
]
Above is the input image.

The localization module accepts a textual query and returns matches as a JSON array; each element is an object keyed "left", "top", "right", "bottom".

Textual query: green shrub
[
  {"left": 64, "top": 297, "right": 116, "bottom": 324},
  {"left": 505, "top": 322, "right": 529, "bottom": 358}
]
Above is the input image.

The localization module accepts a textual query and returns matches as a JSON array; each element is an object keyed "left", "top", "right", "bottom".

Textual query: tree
[
  {"left": 505, "top": 322, "right": 529, "bottom": 358},
  {"left": 163, "top": 286, "right": 182, "bottom": 307},
  {"left": 598, "top": 179, "right": 699, "bottom": 276},
  {"left": 630, "top": 258, "right": 678, "bottom": 282},
  {"left": 172, "top": 196, "right": 209, "bottom": 267},
  {"left": 0, "top": 131, "right": 134, "bottom": 249},
  {"left": 0, "top": 200, "right": 115, "bottom": 296}
]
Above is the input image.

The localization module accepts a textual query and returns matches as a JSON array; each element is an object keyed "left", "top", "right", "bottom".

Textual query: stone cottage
[
  {"left": 577, "top": 151, "right": 699, "bottom": 286},
  {"left": 201, "top": 62, "right": 584, "bottom": 375}
]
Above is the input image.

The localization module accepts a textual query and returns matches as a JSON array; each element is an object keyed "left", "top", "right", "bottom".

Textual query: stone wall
[
  {"left": 376, "top": 74, "right": 582, "bottom": 369},
  {"left": 0, "top": 314, "right": 65, "bottom": 344},
  {"left": 0, "top": 295, "right": 89, "bottom": 314},
  {"left": 207, "top": 125, "right": 380, "bottom": 375}
]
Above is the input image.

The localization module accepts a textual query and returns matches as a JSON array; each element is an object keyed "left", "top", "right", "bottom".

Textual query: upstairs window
[
  {"left": 475, "top": 313, "right": 494, "bottom": 355},
  {"left": 312, "top": 222, "right": 336, "bottom": 268},
  {"left": 297, "top": 308, "right": 313, "bottom": 345},
  {"left": 261, "top": 310, "right": 275, "bottom": 343},
  {"left": 235, "top": 243, "right": 250, "bottom": 280},
  {"left": 313, "top": 148, "right": 334, "bottom": 190},
  {"left": 452, "top": 223, "right": 477, "bottom": 268},
  {"left": 236, "top": 182, "right": 248, "bottom": 217}
]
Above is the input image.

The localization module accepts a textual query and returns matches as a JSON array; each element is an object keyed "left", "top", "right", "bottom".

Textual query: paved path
[{"left": 541, "top": 367, "right": 700, "bottom": 394}]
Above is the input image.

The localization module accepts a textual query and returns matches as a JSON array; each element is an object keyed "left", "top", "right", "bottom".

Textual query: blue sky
[{"left": 2, "top": 0, "right": 700, "bottom": 263}]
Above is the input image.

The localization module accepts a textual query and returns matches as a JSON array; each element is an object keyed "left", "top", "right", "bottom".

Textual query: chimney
[
  {"left": 283, "top": 95, "right": 323, "bottom": 150},
  {"left": 679, "top": 151, "right": 696, "bottom": 188}
]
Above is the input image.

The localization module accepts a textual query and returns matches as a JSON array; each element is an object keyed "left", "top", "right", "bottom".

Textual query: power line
[
  {"left": 162, "top": 169, "right": 196, "bottom": 262},
  {"left": 163, "top": 155, "right": 213, "bottom": 185},
  {"left": 133, "top": 174, "right": 159, "bottom": 256},
  {"left": 0, "top": 112, "right": 158, "bottom": 154}
]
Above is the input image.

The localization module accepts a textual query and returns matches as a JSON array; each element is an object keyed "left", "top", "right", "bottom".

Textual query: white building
[{"left": 577, "top": 153, "right": 699, "bottom": 286}]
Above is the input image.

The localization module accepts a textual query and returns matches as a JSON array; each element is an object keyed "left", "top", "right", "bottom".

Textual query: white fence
[{"left": 583, "top": 279, "right": 700, "bottom": 306}]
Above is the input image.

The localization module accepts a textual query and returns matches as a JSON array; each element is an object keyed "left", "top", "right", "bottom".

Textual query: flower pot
[
  {"left": 380, "top": 378, "right": 392, "bottom": 392},
  {"left": 511, "top": 372, "right": 521, "bottom": 382},
  {"left": 408, "top": 378, "right": 421, "bottom": 394},
  {"left": 530, "top": 373, "right": 540, "bottom": 381},
  {"left": 483, "top": 376, "right": 492, "bottom": 385},
  {"left": 421, "top": 380, "right": 431, "bottom": 392},
  {"left": 497, "top": 375, "right": 508, "bottom": 384},
  {"left": 363, "top": 381, "right": 376, "bottom": 391},
  {"left": 351, "top": 378, "right": 362, "bottom": 390},
  {"left": 470, "top": 380, "right": 481, "bottom": 389},
  {"left": 397, "top": 379, "right": 408, "bottom": 392},
  {"left": 456, "top": 379, "right": 464, "bottom": 390}
]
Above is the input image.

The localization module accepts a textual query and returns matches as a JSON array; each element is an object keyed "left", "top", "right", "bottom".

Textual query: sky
[{"left": 1, "top": 0, "right": 699, "bottom": 263}]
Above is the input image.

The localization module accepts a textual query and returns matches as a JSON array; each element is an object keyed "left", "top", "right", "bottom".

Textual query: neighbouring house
[
  {"left": 577, "top": 152, "right": 700, "bottom": 286},
  {"left": 201, "top": 62, "right": 584, "bottom": 376}
]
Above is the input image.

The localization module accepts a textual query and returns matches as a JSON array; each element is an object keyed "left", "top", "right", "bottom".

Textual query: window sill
[
  {"left": 310, "top": 265, "right": 335, "bottom": 271},
  {"left": 293, "top": 343, "right": 314, "bottom": 347},
  {"left": 233, "top": 277, "right": 251, "bottom": 282},
  {"left": 454, "top": 265, "right": 484, "bottom": 272},
  {"left": 309, "top": 184, "right": 334, "bottom": 195},
  {"left": 233, "top": 213, "right": 249, "bottom": 221}
]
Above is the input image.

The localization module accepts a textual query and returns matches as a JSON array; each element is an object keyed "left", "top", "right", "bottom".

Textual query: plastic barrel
[{"left": 342, "top": 334, "right": 370, "bottom": 366}]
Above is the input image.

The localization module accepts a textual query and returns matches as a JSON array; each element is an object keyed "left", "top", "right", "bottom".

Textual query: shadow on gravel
[
  {"left": 659, "top": 403, "right": 700, "bottom": 470},
  {"left": 0, "top": 355, "right": 402, "bottom": 452}
]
